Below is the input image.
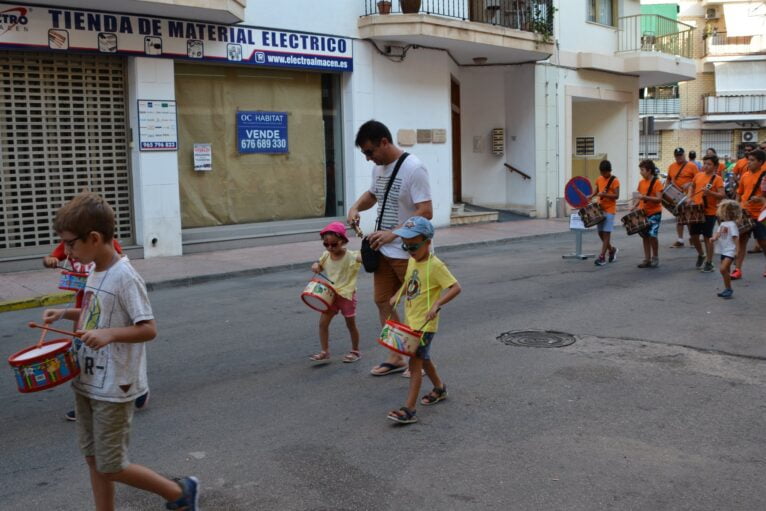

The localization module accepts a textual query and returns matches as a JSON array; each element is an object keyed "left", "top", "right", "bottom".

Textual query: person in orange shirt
[
  {"left": 688, "top": 155, "right": 725, "bottom": 272},
  {"left": 732, "top": 143, "right": 756, "bottom": 181},
  {"left": 588, "top": 160, "right": 620, "bottom": 266},
  {"left": 666, "top": 147, "right": 697, "bottom": 248},
  {"left": 705, "top": 148, "right": 726, "bottom": 175},
  {"left": 731, "top": 149, "right": 766, "bottom": 279},
  {"left": 635, "top": 159, "right": 663, "bottom": 268}
]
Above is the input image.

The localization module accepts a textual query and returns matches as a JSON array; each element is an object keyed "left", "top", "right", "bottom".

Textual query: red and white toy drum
[
  {"left": 58, "top": 270, "right": 88, "bottom": 292},
  {"left": 7, "top": 339, "right": 80, "bottom": 393},
  {"left": 300, "top": 278, "right": 337, "bottom": 313},
  {"left": 377, "top": 320, "right": 424, "bottom": 357}
]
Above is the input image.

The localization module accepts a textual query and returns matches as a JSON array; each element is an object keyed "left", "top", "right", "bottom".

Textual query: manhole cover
[{"left": 496, "top": 330, "right": 576, "bottom": 348}]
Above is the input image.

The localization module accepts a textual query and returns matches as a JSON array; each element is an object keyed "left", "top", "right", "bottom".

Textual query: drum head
[
  {"left": 9, "top": 340, "right": 70, "bottom": 364},
  {"left": 301, "top": 293, "right": 330, "bottom": 312},
  {"left": 759, "top": 208, "right": 766, "bottom": 223}
]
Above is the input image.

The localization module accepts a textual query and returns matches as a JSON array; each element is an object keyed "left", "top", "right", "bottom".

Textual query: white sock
[{"left": 677, "top": 238, "right": 684, "bottom": 243}]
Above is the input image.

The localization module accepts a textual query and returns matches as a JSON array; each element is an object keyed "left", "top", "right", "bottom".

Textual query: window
[
  {"left": 701, "top": 130, "right": 734, "bottom": 159},
  {"left": 639, "top": 134, "right": 660, "bottom": 159},
  {"left": 588, "top": 0, "right": 617, "bottom": 27}
]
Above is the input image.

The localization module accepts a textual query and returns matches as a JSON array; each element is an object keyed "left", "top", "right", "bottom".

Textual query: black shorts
[{"left": 689, "top": 215, "right": 717, "bottom": 238}]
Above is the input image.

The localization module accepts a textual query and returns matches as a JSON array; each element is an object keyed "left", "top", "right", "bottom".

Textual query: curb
[{"left": 0, "top": 228, "right": 572, "bottom": 313}]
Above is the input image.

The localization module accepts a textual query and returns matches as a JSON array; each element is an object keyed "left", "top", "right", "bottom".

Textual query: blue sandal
[
  {"left": 387, "top": 406, "right": 417, "bottom": 424},
  {"left": 370, "top": 362, "right": 407, "bottom": 376}
]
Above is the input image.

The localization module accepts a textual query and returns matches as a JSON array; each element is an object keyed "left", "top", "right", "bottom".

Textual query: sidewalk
[{"left": 0, "top": 218, "right": 570, "bottom": 312}]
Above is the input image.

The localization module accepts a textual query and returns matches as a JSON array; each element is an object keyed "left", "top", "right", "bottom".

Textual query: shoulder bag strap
[{"left": 374, "top": 152, "right": 409, "bottom": 231}]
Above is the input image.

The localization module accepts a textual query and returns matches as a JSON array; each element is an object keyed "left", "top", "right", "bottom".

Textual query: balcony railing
[
  {"left": 362, "top": 0, "right": 554, "bottom": 35},
  {"left": 704, "top": 95, "right": 766, "bottom": 115},
  {"left": 639, "top": 98, "right": 680, "bottom": 116},
  {"left": 704, "top": 32, "right": 766, "bottom": 57},
  {"left": 617, "top": 14, "right": 694, "bottom": 58}
]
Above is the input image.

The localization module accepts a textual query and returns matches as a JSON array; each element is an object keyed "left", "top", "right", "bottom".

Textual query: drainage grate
[{"left": 497, "top": 330, "right": 576, "bottom": 348}]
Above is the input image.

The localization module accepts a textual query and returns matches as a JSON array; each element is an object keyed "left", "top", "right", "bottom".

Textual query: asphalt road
[{"left": 1, "top": 227, "right": 765, "bottom": 510}]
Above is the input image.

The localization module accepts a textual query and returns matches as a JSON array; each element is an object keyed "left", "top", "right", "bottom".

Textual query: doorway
[{"left": 451, "top": 77, "right": 462, "bottom": 204}]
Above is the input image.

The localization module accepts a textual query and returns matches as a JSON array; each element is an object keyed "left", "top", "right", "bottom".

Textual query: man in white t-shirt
[{"left": 348, "top": 120, "right": 433, "bottom": 376}]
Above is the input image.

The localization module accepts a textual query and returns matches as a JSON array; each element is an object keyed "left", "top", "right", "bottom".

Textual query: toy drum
[
  {"left": 377, "top": 320, "right": 423, "bottom": 357},
  {"left": 300, "top": 278, "right": 336, "bottom": 313},
  {"left": 7, "top": 339, "right": 80, "bottom": 393},
  {"left": 577, "top": 203, "right": 605, "bottom": 228},
  {"left": 737, "top": 211, "right": 755, "bottom": 235},
  {"left": 677, "top": 204, "right": 704, "bottom": 225},
  {"left": 661, "top": 183, "right": 687, "bottom": 215},
  {"left": 58, "top": 270, "right": 88, "bottom": 292},
  {"left": 621, "top": 210, "right": 649, "bottom": 236}
]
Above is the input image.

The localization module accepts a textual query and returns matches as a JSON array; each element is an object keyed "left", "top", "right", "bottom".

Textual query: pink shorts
[{"left": 327, "top": 292, "right": 357, "bottom": 318}]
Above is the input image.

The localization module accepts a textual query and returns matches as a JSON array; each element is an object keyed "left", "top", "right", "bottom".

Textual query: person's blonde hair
[{"left": 716, "top": 199, "right": 741, "bottom": 222}]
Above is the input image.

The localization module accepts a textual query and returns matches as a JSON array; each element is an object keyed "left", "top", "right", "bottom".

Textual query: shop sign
[
  {"left": 0, "top": 3, "right": 353, "bottom": 72},
  {"left": 237, "top": 111, "right": 288, "bottom": 155},
  {"left": 138, "top": 100, "right": 177, "bottom": 151},
  {"left": 193, "top": 143, "right": 212, "bottom": 171}
]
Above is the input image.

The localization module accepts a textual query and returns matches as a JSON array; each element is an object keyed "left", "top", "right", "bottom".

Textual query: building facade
[
  {"left": 640, "top": 0, "right": 766, "bottom": 170},
  {"left": 0, "top": 0, "right": 696, "bottom": 266}
]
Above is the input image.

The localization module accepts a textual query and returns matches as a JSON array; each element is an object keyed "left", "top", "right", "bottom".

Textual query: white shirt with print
[
  {"left": 714, "top": 221, "right": 739, "bottom": 258},
  {"left": 368, "top": 153, "right": 431, "bottom": 260},
  {"left": 72, "top": 257, "right": 153, "bottom": 403}
]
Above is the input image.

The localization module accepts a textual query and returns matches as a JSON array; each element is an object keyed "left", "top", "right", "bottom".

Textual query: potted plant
[
  {"left": 400, "top": 0, "right": 421, "bottom": 14},
  {"left": 377, "top": 1, "right": 391, "bottom": 14}
]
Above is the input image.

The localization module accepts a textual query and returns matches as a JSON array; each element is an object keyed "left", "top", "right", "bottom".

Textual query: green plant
[{"left": 530, "top": 4, "right": 557, "bottom": 44}]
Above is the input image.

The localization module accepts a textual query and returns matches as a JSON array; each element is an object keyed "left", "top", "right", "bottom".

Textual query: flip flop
[{"left": 370, "top": 362, "right": 407, "bottom": 376}]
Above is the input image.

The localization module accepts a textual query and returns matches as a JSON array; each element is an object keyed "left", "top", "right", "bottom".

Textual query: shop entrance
[{"left": 0, "top": 52, "right": 133, "bottom": 258}]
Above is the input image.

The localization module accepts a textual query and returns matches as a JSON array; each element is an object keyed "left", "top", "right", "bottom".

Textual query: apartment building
[
  {"left": 640, "top": 0, "right": 766, "bottom": 170},
  {"left": 0, "top": 1, "right": 696, "bottom": 268}
]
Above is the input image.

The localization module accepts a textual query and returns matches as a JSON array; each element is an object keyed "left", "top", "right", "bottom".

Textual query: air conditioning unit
[
  {"left": 742, "top": 130, "right": 758, "bottom": 143},
  {"left": 705, "top": 8, "right": 719, "bottom": 20}
]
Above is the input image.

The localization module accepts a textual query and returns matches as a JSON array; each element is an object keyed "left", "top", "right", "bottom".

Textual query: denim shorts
[
  {"left": 639, "top": 213, "right": 662, "bottom": 239},
  {"left": 597, "top": 213, "right": 615, "bottom": 233},
  {"left": 752, "top": 220, "right": 766, "bottom": 241},
  {"left": 415, "top": 332, "right": 435, "bottom": 360}
]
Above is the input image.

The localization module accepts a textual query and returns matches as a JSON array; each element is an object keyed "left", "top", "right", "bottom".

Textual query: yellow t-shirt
[
  {"left": 402, "top": 255, "right": 457, "bottom": 333},
  {"left": 319, "top": 249, "right": 360, "bottom": 300}
]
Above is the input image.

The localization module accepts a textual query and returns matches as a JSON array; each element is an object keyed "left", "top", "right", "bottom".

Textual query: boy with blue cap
[{"left": 386, "top": 216, "right": 461, "bottom": 424}]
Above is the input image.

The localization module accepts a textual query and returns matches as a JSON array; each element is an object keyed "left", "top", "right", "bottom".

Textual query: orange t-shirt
[
  {"left": 638, "top": 177, "right": 662, "bottom": 215},
  {"left": 737, "top": 168, "right": 766, "bottom": 218},
  {"left": 594, "top": 175, "right": 620, "bottom": 214},
  {"left": 666, "top": 161, "right": 697, "bottom": 188},
  {"left": 732, "top": 158, "right": 749, "bottom": 178},
  {"left": 691, "top": 172, "right": 724, "bottom": 216}
]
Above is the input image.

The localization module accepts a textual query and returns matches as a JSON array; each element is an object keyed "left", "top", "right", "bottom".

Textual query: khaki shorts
[
  {"left": 373, "top": 255, "right": 409, "bottom": 305},
  {"left": 75, "top": 392, "right": 134, "bottom": 473}
]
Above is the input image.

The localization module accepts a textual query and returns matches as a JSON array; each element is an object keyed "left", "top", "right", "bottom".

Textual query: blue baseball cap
[{"left": 393, "top": 216, "right": 434, "bottom": 240}]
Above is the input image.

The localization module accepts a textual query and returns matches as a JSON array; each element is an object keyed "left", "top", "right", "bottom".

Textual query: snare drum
[
  {"left": 661, "top": 183, "right": 687, "bottom": 215},
  {"left": 621, "top": 210, "right": 649, "bottom": 236},
  {"left": 737, "top": 211, "right": 756, "bottom": 235},
  {"left": 577, "top": 203, "right": 605, "bottom": 228},
  {"left": 677, "top": 204, "right": 705, "bottom": 225},
  {"left": 300, "top": 278, "right": 336, "bottom": 313},
  {"left": 377, "top": 320, "right": 424, "bottom": 357},
  {"left": 58, "top": 270, "right": 88, "bottom": 292},
  {"left": 7, "top": 339, "right": 80, "bottom": 393}
]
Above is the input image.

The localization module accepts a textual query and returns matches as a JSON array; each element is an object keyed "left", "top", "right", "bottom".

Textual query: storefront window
[{"left": 175, "top": 63, "right": 344, "bottom": 228}]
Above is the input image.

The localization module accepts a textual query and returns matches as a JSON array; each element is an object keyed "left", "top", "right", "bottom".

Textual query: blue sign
[{"left": 237, "top": 111, "right": 288, "bottom": 154}]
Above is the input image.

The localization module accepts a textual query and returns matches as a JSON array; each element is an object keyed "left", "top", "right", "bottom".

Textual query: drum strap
[
  {"left": 671, "top": 162, "right": 689, "bottom": 184},
  {"left": 375, "top": 152, "right": 409, "bottom": 232},
  {"left": 744, "top": 170, "right": 766, "bottom": 202},
  {"left": 701, "top": 174, "right": 717, "bottom": 210},
  {"left": 596, "top": 176, "right": 616, "bottom": 196}
]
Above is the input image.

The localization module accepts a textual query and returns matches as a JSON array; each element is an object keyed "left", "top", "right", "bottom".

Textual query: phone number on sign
[{"left": 241, "top": 138, "right": 287, "bottom": 150}]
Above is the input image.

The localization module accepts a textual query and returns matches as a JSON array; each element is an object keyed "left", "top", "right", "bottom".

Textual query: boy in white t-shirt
[
  {"left": 43, "top": 193, "right": 199, "bottom": 511},
  {"left": 711, "top": 200, "right": 741, "bottom": 299}
]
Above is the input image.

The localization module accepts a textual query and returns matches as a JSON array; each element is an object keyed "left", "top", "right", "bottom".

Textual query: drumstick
[
  {"left": 28, "top": 322, "right": 79, "bottom": 338},
  {"left": 416, "top": 307, "right": 442, "bottom": 332},
  {"left": 35, "top": 325, "right": 48, "bottom": 349},
  {"left": 316, "top": 272, "right": 335, "bottom": 285}
]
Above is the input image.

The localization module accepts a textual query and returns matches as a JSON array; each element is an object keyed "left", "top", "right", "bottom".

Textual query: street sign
[{"left": 564, "top": 177, "right": 592, "bottom": 209}]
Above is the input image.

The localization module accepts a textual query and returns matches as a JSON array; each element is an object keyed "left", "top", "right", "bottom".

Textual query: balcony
[
  {"left": 358, "top": 0, "right": 554, "bottom": 65},
  {"left": 40, "top": 0, "right": 246, "bottom": 24},
  {"left": 639, "top": 98, "right": 680, "bottom": 116},
  {"left": 703, "top": 94, "right": 766, "bottom": 122},
  {"left": 704, "top": 33, "right": 766, "bottom": 59}
]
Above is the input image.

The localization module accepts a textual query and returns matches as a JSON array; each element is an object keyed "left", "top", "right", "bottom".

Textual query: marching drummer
[
  {"left": 666, "top": 147, "right": 698, "bottom": 249},
  {"left": 688, "top": 155, "right": 725, "bottom": 273},
  {"left": 732, "top": 149, "right": 766, "bottom": 279},
  {"left": 589, "top": 160, "right": 620, "bottom": 267},
  {"left": 635, "top": 160, "right": 663, "bottom": 268}
]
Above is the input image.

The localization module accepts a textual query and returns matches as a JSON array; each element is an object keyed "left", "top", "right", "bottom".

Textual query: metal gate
[
  {"left": 0, "top": 52, "right": 132, "bottom": 257},
  {"left": 701, "top": 130, "right": 734, "bottom": 159}
]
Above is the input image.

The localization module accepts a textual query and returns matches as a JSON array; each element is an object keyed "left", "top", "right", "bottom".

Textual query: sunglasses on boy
[
  {"left": 401, "top": 240, "right": 427, "bottom": 252},
  {"left": 60, "top": 235, "right": 84, "bottom": 248},
  {"left": 323, "top": 241, "right": 340, "bottom": 248}
]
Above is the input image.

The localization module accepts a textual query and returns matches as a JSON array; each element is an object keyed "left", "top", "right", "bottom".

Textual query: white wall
[
  {"left": 128, "top": 57, "right": 183, "bottom": 257},
  {"left": 243, "top": 0, "right": 363, "bottom": 37},
  {"left": 344, "top": 41, "right": 454, "bottom": 231},
  {"left": 505, "top": 65, "right": 537, "bottom": 209}
]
